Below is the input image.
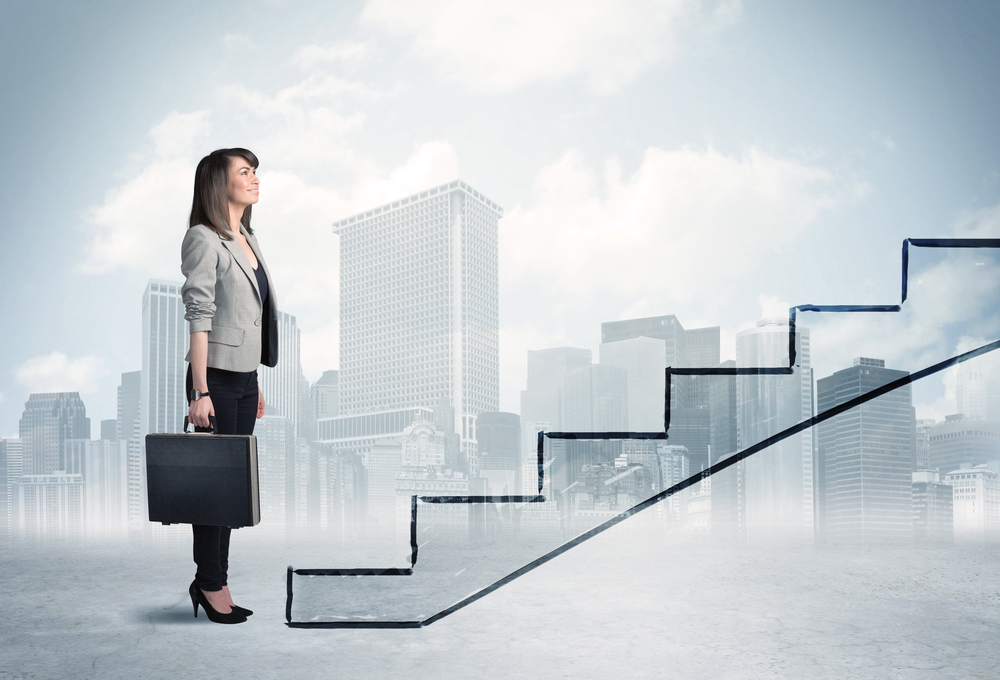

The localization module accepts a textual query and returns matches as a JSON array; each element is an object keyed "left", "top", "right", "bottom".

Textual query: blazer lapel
[
  {"left": 243, "top": 227, "right": 275, "bottom": 306},
  {"left": 220, "top": 229, "right": 261, "bottom": 303}
]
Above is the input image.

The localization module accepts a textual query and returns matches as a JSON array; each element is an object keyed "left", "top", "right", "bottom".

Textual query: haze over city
[{"left": 2, "top": 2, "right": 1000, "bottom": 678}]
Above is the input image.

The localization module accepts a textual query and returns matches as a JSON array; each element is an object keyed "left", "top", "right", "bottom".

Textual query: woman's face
[{"left": 227, "top": 156, "right": 259, "bottom": 209}]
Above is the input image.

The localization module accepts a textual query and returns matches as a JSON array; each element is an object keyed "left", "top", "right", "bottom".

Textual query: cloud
[
  {"left": 79, "top": 110, "right": 210, "bottom": 276},
  {"left": 14, "top": 353, "right": 108, "bottom": 395},
  {"left": 494, "top": 144, "right": 841, "bottom": 400},
  {"left": 808, "top": 250, "right": 1000, "bottom": 374},
  {"left": 804, "top": 247, "right": 1000, "bottom": 420},
  {"left": 350, "top": 141, "right": 459, "bottom": 210},
  {"left": 951, "top": 202, "right": 1000, "bottom": 239},
  {"left": 291, "top": 40, "right": 376, "bottom": 69},
  {"left": 501, "top": 145, "right": 837, "bottom": 308},
  {"left": 361, "top": 0, "right": 733, "bottom": 94},
  {"left": 872, "top": 132, "right": 896, "bottom": 152},
  {"left": 223, "top": 33, "right": 254, "bottom": 52},
  {"left": 757, "top": 294, "right": 793, "bottom": 321}
]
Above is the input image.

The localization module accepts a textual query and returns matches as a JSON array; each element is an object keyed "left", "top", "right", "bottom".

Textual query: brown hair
[{"left": 189, "top": 148, "right": 259, "bottom": 239}]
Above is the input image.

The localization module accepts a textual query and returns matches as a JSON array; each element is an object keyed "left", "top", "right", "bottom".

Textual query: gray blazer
[{"left": 181, "top": 223, "right": 279, "bottom": 372}]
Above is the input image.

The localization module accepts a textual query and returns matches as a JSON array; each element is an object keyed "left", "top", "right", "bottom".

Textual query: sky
[{"left": 2, "top": 0, "right": 999, "bottom": 438}]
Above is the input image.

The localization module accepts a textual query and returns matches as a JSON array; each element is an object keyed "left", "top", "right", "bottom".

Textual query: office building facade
[
  {"left": 520, "top": 347, "right": 592, "bottom": 429},
  {"left": 734, "top": 318, "right": 813, "bottom": 543},
  {"left": 259, "top": 311, "right": 301, "bottom": 435},
  {"left": 944, "top": 464, "right": 1000, "bottom": 541},
  {"left": 928, "top": 415, "right": 1000, "bottom": 473},
  {"left": 18, "top": 393, "right": 91, "bottom": 476},
  {"left": 141, "top": 280, "right": 188, "bottom": 437},
  {"left": 312, "top": 370, "right": 340, "bottom": 421},
  {"left": 912, "top": 469, "right": 953, "bottom": 542},
  {"left": 817, "top": 358, "right": 914, "bottom": 543},
  {"left": 334, "top": 180, "right": 502, "bottom": 472},
  {"left": 600, "top": 315, "right": 720, "bottom": 409},
  {"left": 10, "top": 473, "right": 85, "bottom": 541},
  {"left": 599, "top": 336, "right": 666, "bottom": 432}
]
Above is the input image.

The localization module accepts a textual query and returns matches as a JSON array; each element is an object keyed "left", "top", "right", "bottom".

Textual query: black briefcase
[{"left": 145, "top": 417, "right": 260, "bottom": 527}]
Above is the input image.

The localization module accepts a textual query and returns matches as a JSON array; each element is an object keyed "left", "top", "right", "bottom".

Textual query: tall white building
[
  {"left": 254, "top": 413, "right": 295, "bottom": 542},
  {"left": 735, "top": 318, "right": 814, "bottom": 544},
  {"left": 957, "top": 365, "right": 990, "bottom": 422},
  {"left": 10, "top": 473, "right": 85, "bottom": 541},
  {"left": 259, "top": 311, "right": 301, "bottom": 435},
  {"left": 141, "top": 280, "right": 188, "bottom": 437},
  {"left": 64, "top": 438, "right": 128, "bottom": 540},
  {"left": 1, "top": 439, "right": 23, "bottom": 540},
  {"left": 333, "top": 181, "right": 502, "bottom": 471},
  {"left": 944, "top": 464, "right": 1000, "bottom": 542}
]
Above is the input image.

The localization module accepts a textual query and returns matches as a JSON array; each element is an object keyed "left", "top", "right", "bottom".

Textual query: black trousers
[{"left": 185, "top": 363, "right": 259, "bottom": 592}]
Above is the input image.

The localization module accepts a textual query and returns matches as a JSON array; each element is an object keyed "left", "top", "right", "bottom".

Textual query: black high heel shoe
[{"left": 188, "top": 581, "right": 247, "bottom": 624}]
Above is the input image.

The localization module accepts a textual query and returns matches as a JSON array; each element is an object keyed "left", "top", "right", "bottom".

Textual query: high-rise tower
[
  {"left": 141, "top": 280, "right": 188, "bottom": 437},
  {"left": 817, "top": 357, "right": 914, "bottom": 543},
  {"left": 18, "top": 393, "right": 90, "bottom": 475},
  {"left": 259, "top": 311, "right": 301, "bottom": 435},
  {"left": 734, "top": 318, "right": 814, "bottom": 544},
  {"left": 333, "top": 180, "right": 502, "bottom": 469},
  {"left": 601, "top": 315, "right": 720, "bottom": 408}
]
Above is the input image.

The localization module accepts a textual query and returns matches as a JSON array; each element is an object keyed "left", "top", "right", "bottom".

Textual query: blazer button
[{"left": 254, "top": 319, "right": 261, "bottom": 326}]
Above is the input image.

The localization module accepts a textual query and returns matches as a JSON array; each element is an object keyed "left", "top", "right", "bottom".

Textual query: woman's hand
[
  {"left": 189, "top": 395, "right": 214, "bottom": 429},
  {"left": 257, "top": 386, "right": 265, "bottom": 418}
]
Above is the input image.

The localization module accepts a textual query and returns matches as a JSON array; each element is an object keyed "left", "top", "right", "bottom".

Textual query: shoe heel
[{"left": 189, "top": 582, "right": 200, "bottom": 618}]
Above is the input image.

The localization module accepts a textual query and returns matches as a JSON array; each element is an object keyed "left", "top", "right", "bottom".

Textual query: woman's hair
[{"left": 189, "top": 148, "right": 259, "bottom": 239}]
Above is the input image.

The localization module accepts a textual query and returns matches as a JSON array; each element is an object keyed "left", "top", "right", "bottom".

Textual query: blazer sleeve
[{"left": 180, "top": 226, "right": 218, "bottom": 333}]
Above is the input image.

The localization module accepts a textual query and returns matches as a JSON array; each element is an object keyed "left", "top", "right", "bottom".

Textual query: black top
[{"left": 253, "top": 262, "right": 268, "bottom": 307}]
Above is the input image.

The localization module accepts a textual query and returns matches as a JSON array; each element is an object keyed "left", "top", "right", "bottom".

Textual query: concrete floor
[{"left": 2, "top": 523, "right": 998, "bottom": 680}]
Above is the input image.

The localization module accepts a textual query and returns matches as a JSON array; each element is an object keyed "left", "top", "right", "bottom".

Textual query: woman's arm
[
  {"left": 181, "top": 226, "right": 218, "bottom": 429},
  {"left": 188, "top": 330, "right": 214, "bottom": 427}
]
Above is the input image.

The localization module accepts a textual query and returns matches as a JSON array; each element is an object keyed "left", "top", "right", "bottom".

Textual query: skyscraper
[
  {"left": 928, "top": 415, "right": 1000, "bottom": 473},
  {"left": 709, "top": 360, "right": 740, "bottom": 541},
  {"left": 563, "top": 364, "right": 630, "bottom": 435},
  {"left": 735, "top": 318, "right": 813, "bottom": 544},
  {"left": 64, "top": 438, "right": 128, "bottom": 540},
  {"left": 10, "top": 472, "right": 85, "bottom": 541},
  {"left": 912, "top": 469, "right": 952, "bottom": 542},
  {"left": 520, "top": 347, "right": 592, "bottom": 429},
  {"left": 254, "top": 411, "right": 295, "bottom": 542},
  {"left": 333, "top": 180, "right": 502, "bottom": 471},
  {"left": 311, "top": 370, "right": 340, "bottom": 420},
  {"left": 599, "top": 337, "right": 666, "bottom": 432},
  {"left": 117, "top": 371, "right": 141, "bottom": 441},
  {"left": 957, "top": 364, "right": 990, "bottom": 422},
  {"left": 600, "top": 315, "right": 720, "bottom": 408},
  {"left": 0, "top": 439, "right": 18, "bottom": 540},
  {"left": 944, "top": 464, "right": 1000, "bottom": 541},
  {"left": 915, "top": 418, "right": 937, "bottom": 470},
  {"left": 18, "top": 393, "right": 90, "bottom": 475},
  {"left": 259, "top": 311, "right": 301, "bottom": 435},
  {"left": 141, "top": 280, "right": 188, "bottom": 437},
  {"left": 817, "top": 357, "right": 914, "bottom": 543},
  {"left": 477, "top": 412, "right": 520, "bottom": 468}
]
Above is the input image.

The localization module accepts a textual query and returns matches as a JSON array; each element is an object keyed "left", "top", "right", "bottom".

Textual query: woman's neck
[{"left": 227, "top": 205, "right": 245, "bottom": 238}]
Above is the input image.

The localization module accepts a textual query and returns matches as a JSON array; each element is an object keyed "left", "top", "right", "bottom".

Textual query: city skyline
[
  {"left": 5, "top": 4, "right": 1000, "bottom": 442},
  {"left": 6, "top": 273, "right": 999, "bottom": 544}
]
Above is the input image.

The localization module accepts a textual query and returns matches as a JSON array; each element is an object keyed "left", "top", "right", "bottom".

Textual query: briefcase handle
[{"left": 183, "top": 415, "right": 217, "bottom": 433}]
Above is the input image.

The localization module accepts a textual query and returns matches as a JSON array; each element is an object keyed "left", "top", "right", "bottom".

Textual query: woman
[{"left": 180, "top": 148, "right": 279, "bottom": 624}]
